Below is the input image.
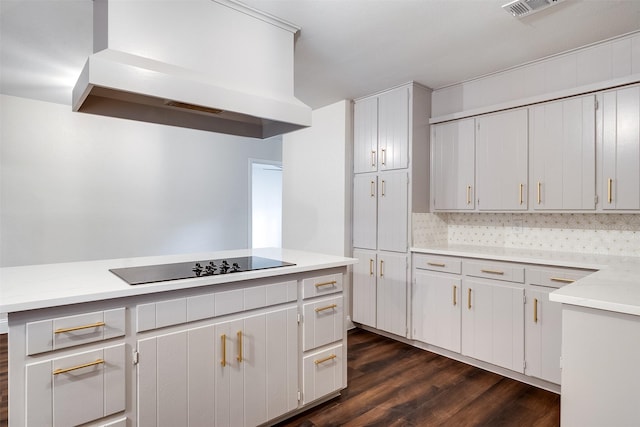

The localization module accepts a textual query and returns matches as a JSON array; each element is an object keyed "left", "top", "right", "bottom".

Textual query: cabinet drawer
[
  {"left": 413, "top": 254, "right": 462, "bottom": 274},
  {"left": 302, "top": 344, "right": 344, "bottom": 404},
  {"left": 527, "top": 266, "right": 595, "bottom": 288},
  {"left": 302, "top": 273, "right": 343, "bottom": 299},
  {"left": 27, "top": 308, "right": 125, "bottom": 355},
  {"left": 463, "top": 260, "right": 524, "bottom": 283},
  {"left": 303, "top": 295, "right": 344, "bottom": 351},
  {"left": 25, "top": 343, "right": 126, "bottom": 427}
]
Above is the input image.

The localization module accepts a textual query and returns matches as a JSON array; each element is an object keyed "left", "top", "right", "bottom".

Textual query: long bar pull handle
[
  {"left": 55, "top": 321, "right": 105, "bottom": 334},
  {"left": 370, "top": 180, "right": 375, "bottom": 197},
  {"left": 381, "top": 148, "right": 386, "bottom": 166},
  {"left": 371, "top": 150, "right": 376, "bottom": 167},
  {"left": 237, "top": 331, "right": 242, "bottom": 363},
  {"left": 369, "top": 259, "right": 374, "bottom": 276},
  {"left": 221, "top": 334, "right": 227, "bottom": 367},
  {"left": 467, "top": 185, "right": 472, "bottom": 205},
  {"left": 519, "top": 183, "right": 524, "bottom": 205},
  {"left": 537, "top": 182, "right": 541, "bottom": 205},
  {"left": 315, "top": 304, "right": 337, "bottom": 313},
  {"left": 380, "top": 260, "right": 384, "bottom": 278},
  {"left": 315, "top": 280, "right": 337, "bottom": 288},
  {"left": 427, "top": 262, "right": 445, "bottom": 267},
  {"left": 533, "top": 298, "right": 539, "bottom": 324},
  {"left": 481, "top": 269, "right": 505, "bottom": 275},
  {"left": 467, "top": 288, "right": 472, "bottom": 310},
  {"left": 453, "top": 285, "right": 457, "bottom": 306},
  {"left": 608, "top": 178, "right": 613, "bottom": 204},
  {"left": 381, "top": 180, "right": 386, "bottom": 197},
  {"left": 314, "top": 354, "right": 337, "bottom": 365},
  {"left": 550, "top": 277, "right": 575, "bottom": 284},
  {"left": 53, "top": 359, "right": 104, "bottom": 375}
]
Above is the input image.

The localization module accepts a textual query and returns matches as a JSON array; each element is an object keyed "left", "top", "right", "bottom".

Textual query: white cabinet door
[
  {"left": 378, "top": 171, "right": 408, "bottom": 252},
  {"left": 602, "top": 86, "right": 640, "bottom": 210},
  {"left": 376, "top": 252, "right": 408, "bottom": 337},
  {"left": 525, "top": 286, "right": 563, "bottom": 384},
  {"left": 354, "top": 96, "right": 378, "bottom": 174},
  {"left": 530, "top": 95, "right": 596, "bottom": 210},
  {"left": 378, "top": 86, "right": 410, "bottom": 171},
  {"left": 352, "top": 249, "right": 377, "bottom": 328},
  {"left": 413, "top": 271, "right": 461, "bottom": 352},
  {"left": 476, "top": 109, "right": 528, "bottom": 211},
  {"left": 432, "top": 118, "right": 475, "bottom": 210},
  {"left": 352, "top": 174, "right": 377, "bottom": 250},
  {"left": 461, "top": 278, "right": 525, "bottom": 372},
  {"left": 214, "top": 319, "right": 245, "bottom": 427}
]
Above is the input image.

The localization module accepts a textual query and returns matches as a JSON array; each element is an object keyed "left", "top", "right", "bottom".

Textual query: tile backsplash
[{"left": 413, "top": 213, "right": 640, "bottom": 257}]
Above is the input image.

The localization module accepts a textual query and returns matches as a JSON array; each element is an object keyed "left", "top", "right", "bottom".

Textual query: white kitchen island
[{"left": 1, "top": 248, "right": 356, "bottom": 427}]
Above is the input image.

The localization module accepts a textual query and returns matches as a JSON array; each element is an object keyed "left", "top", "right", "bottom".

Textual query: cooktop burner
[{"left": 109, "top": 256, "right": 295, "bottom": 285}]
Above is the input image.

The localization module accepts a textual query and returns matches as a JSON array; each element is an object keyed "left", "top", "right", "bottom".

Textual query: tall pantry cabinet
[{"left": 352, "top": 82, "right": 431, "bottom": 337}]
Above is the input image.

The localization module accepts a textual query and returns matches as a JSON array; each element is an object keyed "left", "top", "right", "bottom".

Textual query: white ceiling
[{"left": 1, "top": 0, "right": 640, "bottom": 109}]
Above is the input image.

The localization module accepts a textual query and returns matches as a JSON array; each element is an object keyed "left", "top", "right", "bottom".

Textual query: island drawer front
[
  {"left": 25, "top": 343, "right": 125, "bottom": 427},
  {"left": 413, "top": 254, "right": 462, "bottom": 274},
  {"left": 302, "top": 295, "right": 344, "bottom": 351},
  {"left": 302, "top": 273, "right": 343, "bottom": 299},
  {"left": 302, "top": 344, "right": 344, "bottom": 405},
  {"left": 463, "top": 260, "right": 525, "bottom": 283},
  {"left": 27, "top": 308, "right": 125, "bottom": 355},
  {"left": 526, "top": 266, "right": 595, "bottom": 288}
]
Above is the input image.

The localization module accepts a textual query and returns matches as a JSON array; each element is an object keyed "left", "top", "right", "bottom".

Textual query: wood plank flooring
[
  {"left": 0, "top": 329, "right": 559, "bottom": 427},
  {"left": 276, "top": 329, "right": 560, "bottom": 427}
]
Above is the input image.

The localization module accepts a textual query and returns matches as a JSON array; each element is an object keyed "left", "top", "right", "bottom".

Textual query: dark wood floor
[
  {"left": 276, "top": 329, "right": 560, "bottom": 427},
  {"left": 0, "top": 329, "right": 560, "bottom": 427}
]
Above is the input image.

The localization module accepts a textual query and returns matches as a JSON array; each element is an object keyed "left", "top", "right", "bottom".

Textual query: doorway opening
[{"left": 249, "top": 160, "right": 282, "bottom": 248}]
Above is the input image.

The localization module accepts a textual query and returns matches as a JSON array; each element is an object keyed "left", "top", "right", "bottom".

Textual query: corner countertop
[
  {"left": 0, "top": 248, "right": 356, "bottom": 314},
  {"left": 411, "top": 244, "right": 640, "bottom": 316}
]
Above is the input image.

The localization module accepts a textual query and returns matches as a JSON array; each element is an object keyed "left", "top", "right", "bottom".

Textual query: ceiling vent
[{"left": 502, "top": 0, "right": 565, "bottom": 18}]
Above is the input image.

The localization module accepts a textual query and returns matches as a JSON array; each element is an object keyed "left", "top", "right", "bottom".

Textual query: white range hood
[{"left": 72, "top": 0, "right": 311, "bottom": 139}]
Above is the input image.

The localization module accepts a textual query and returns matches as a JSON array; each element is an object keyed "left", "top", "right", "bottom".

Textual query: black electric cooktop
[{"left": 109, "top": 256, "right": 296, "bottom": 285}]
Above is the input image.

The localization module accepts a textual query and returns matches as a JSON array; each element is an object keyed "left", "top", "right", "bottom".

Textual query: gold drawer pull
[
  {"left": 371, "top": 150, "right": 376, "bottom": 167},
  {"left": 314, "top": 354, "right": 337, "bottom": 365},
  {"left": 537, "top": 182, "right": 541, "bottom": 204},
  {"left": 550, "top": 277, "right": 575, "bottom": 284},
  {"left": 315, "top": 280, "right": 337, "bottom": 288},
  {"left": 427, "top": 262, "right": 445, "bottom": 267},
  {"left": 369, "top": 258, "right": 374, "bottom": 276},
  {"left": 519, "top": 183, "right": 524, "bottom": 205},
  {"left": 467, "top": 185, "right": 472, "bottom": 205},
  {"left": 53, "top": 359, "right": 104, "bottom": 375},
  {"left": 370, "top": 180, "right": 376, "bottom": 197},
  {"left": 237, "top": 331, "right": 243, "bottom": 363},
  {"left": 453, "top": 285, "right": 457, "bottom": 306},
  {"left": 315, "top": 304, "right": 337, "bottom": 313},
  {"left": 467, "top": 288, "right": 472, "bottom": 310},
  {"left": 55, "top": 321, "right": 105, "bottom": 334},
  {"left": 381, "top": 148, "right": 386, "bottom": 166},
  {"left": 380, "top": 260, "right": 384, "bottom": 277},
  {"left": 221, "top": 334, "right": 227, "bottom": 367},
  {"left": 480, "top": 269, "right": 504, "bottom": 275},
  {"left": 533, "top": 298, "right": 539, "bottom": 323},
  {"left": 381, "top": 179, "right": 386, "bottom": 196},
  {"left": 608, "top": 178, "right": 613, "bottom": 204}
]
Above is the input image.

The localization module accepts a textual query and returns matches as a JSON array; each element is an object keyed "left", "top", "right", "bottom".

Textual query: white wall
[
  {"left": 282, "top": 100, "right": 352, "bottom": 256},
  {"left": 0, "top": 94, "right": 282, "bottom": 267}
]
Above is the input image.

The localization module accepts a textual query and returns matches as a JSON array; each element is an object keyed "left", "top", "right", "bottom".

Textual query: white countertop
[
  {"left": 411, "top": 244, "right": 640, "bottom": 316},
  {"left": 0, "top": 248, "right": 356, "bottom": 313}
]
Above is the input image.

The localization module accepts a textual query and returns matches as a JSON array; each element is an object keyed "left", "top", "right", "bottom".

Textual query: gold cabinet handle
[
  {"left": 315, "top": 280, "right": 337, "bottom": 288},
  {"left": 379, "top": 260, "right": 384, "bottom": 278},
  {"left": 381, "top": 180, "right": 386, "bottom": 197},
  {"left": 55, "top": 321, "right": 105, "bottom": 334},
  {"left": 53, "top": 359, "right": 104, "bottom": 375},
  {"left": 533, "top": 298, "right": 539, "bottom": 323},
  {"left": 236, "top": 331, "right": 242, "bottom": 363},
  {"left": 481, "top": 269, "right": 504, "bottom": 275},
  {"left": 370, "top": 180, "right": 375, "bottom": 197},
  {"left": 314, "top": 354, "right": 337, "bottom": 365},
  {"left": 221, "top": 334, "right": 227, "bottom": 367},
  {"left": 453, "top": 285, "right": 457, "bottom": 306},
  {"left": 427, "top": 262, "right": 445, "bottom": 267},
  {"left": 550, "top": 277, "right": 575, "bottom": 284},
  {"left": 315, "top": 304, "right": 338, "bottom": 313},
  {"left": 467, "top": 288, "right": 472, "bottom": 310},
  {"left": 608, "top": 178, "right": 613, "bottom": 204},
  {"left": 369, "top": 258, "right": 374, "bottom": 276},
  {"left": 467, "top": 185, "right": 472, "bottom": 205},
  {"left": 537, "top": 182, "right": 541, "bottom": 204},
  {"left": 519, "top": 183, "right": 524, "bottom": 205},
  {"left": 381, "top": 148, "right": 386, "bottom": 166},
  {"left": 371, "top": 150, "right": 376, "bottom": 167}
]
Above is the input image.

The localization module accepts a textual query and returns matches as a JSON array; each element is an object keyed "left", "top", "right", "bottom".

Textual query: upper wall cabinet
[
  {"left": 476, "top": 109, "right": 529, "bottom": 211},
  {"left": 530, "top": 95, "right": 596, "bottom": 210},
  {"left": 431, "top": 118, "right": 475, "bottom": 211},
  {"left": 602, "top": 86, "right": 640, "bottom": 210},
  {"left": 354, "top": 87, "right": 410, "bottom": 173}
]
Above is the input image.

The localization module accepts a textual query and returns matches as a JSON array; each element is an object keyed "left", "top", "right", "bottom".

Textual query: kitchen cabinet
[
  {"left": 602, "top": 85, "right": 640, "bottom": 210},
  {"left": 352, "top": 174, "right": 377, "bottom": 250},
  {"left": 352, "top": 249, "right": 377, "bottom": 328},
  {"left": 476, "top": 108, "right": 528, "bottom": 211},
  {"left": 431, "top": 118, "right": 475, "bottom": 211},
  {"left": 530, "top": 95, "right": 596, "bottom": 210}
]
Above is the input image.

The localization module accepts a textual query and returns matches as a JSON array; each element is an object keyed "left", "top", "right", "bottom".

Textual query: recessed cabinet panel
[
  {"left": 376, "top": 252, "right": 408, "bottom": 337},
  {"left": 378, "top": 171, "right": 408, "bottom": 252},
  {"left": 303, "top": 295, "right": 344, "bottom": 351},
  {"left": 354, "top": 96, "right": 378, "bottom": 174},
  {"left": 352, "top": 249, "right": 377, "bottom": 328},
  {"left": 302, "top": 344, "right": 344, "bottom": 404},
  {"left": 378, "top": 87, "right": 410, "bottom": 171},
  {"left": 353, "top": 174, "right": 377, "bottom": 250},
  {"left": 525, "top": 286, "right": 563, "bottom": 384}
]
